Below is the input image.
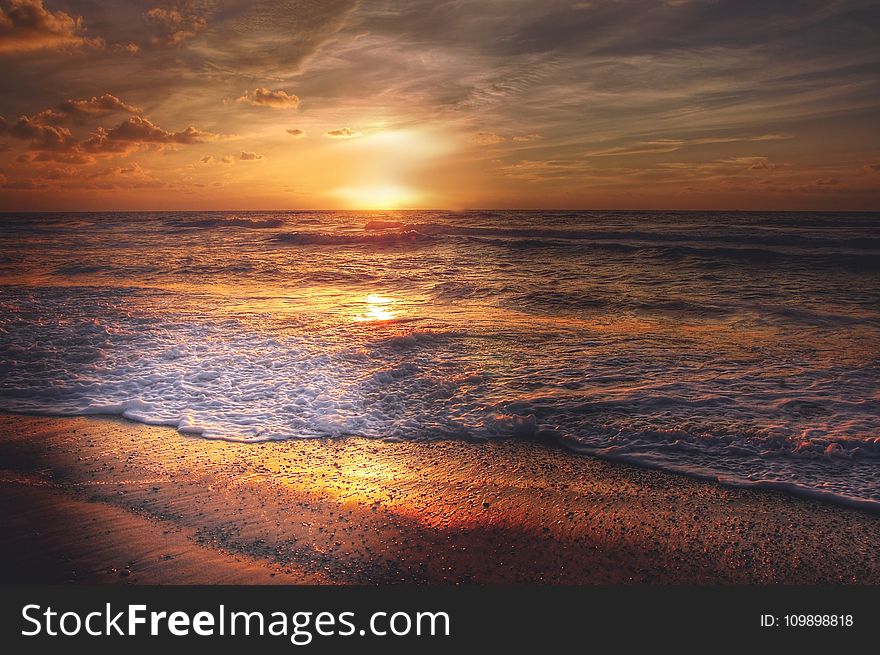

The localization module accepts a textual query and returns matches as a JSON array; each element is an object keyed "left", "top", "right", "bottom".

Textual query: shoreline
[
  {"left": 7, "top": 407, "right": 880, "bottom": 517},
  {"left": 2, "top": 412, "right": 880, "bottom": 584}
]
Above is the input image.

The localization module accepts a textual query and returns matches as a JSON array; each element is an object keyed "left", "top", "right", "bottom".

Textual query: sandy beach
[{"left": 1, "top": 412, "right": 879, "bottom": 585}]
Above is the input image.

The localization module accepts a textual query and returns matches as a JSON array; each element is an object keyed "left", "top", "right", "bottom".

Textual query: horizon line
[{"left": 1, "top": 207, "right": 879, "bottom": 214}]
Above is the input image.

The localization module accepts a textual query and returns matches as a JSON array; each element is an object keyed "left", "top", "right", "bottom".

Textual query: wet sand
[{"left": 1, "top": 413, "right": 879, "bottom": 584}]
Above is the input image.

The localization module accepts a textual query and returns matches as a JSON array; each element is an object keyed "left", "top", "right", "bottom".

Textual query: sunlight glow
[{"left": 334, "top": 184, "right": 420, "bottom": 210}]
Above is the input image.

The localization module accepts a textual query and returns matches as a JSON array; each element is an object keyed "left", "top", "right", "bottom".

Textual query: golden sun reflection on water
[{"left": 353, "top": 294, "right": 397, "bottom": 322}]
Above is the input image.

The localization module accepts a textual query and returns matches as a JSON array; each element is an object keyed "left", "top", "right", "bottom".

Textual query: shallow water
[{"left": 1, "top": 210, "right": 879, "bottom": 507}]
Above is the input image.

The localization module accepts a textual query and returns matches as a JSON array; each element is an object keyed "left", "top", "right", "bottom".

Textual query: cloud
[
  {"left": 81, "top": 162, "right": 163, "bottom": 189},
  {"left": 499, "top": 158, "right": 593, "bottom": 181},
  {"left": 586, "top": 134, "right": 791, "bottom": 157},
  {"left": 324, "top": 127, "right": 361, "bottom": 139},
  {"left": 199, "top": 155, "right": 213, "bottom": 163},
  {"left": 286, "top": 128, "right": 305, "bottom": 138},
  {"left": 146, "top": 5, "right": 206, "bottom": 46},
  {"left": 1, "top": 94, "right": 140, "bottom": 133},
  {"left": 3, "top": 103, "right": 216, "bottom": 162},
  {"left": 239, "top": 151, "right": 263, "bottom": 160},
  {"left": 1, "top": 177, "right": 46, "bottom": 189},
  {"left": 786, "top": 178, "right": 878, "bottom": 196},
  {"left": 168, "top": 0, "right": 359, "bottom": 75},
  {"left": 28, "top": 150, "right": 93, "bottom": 164},
  {"left": 81, "top": 116, "right": 215, "bottom": 153},
  {"left": 56, "top": 93, "right": 140, "bottom": 119},
  {"left": 2, "top": 1, "right": 878, "bottom": 210},
  {"left": 1, "top": 94, "right": 141, "bottom": 146},
  {"left": 472, "top": 132, "right": 505, "bottom": 145},
  {"left": 114, "top": 41, "right": 140, "bottom": 54},
  {"left": 512, "top": 133, "right": 543, "bottom": 142},
  {"left": 1, "top": 114, "right": 76, "bottom": 150},
  {"left": 221, "top": 154, "right": 234, "bottom": 164},
  {"left": 0, "top": 0, "right": 103, "bottom": 53},
  {"left": 237, "top": 88, "right": 301, "bottom": 109}
]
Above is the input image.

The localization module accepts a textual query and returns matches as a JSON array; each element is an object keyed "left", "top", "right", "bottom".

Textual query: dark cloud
[
  {"left": 80, "top": 116, "right": 215, "bottom": 153},
  {"left": 2, "top": 100, "right": 215, "bottom": 161},
  {"left": 354, "top": 1, "right": 879, "bottom": 60},
  {"left": 286, "top": 128, "right": 305, "bottom": 137},
  {"left": 1, "top": 114, "right": 76, "bottom": 150},
  {"left": 239, "top": 150, "right": 263, "bottom": 160},
  {"left": 198, "top": 0, "right": 358, "bottom": 73},
  {"left": 22, "top": 93, "right": 141, "bottom": 126},
  {"left": 0, "top": 0, "right": 103, "bottom": 53}
]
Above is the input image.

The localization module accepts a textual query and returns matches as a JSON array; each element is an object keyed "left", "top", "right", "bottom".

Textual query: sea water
[{"left": 1, "top": 210, "right": 878, "bottom": 507}]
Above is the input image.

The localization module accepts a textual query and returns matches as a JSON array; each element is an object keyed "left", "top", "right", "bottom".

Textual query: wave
[
  {"left": 364, "top": 220, "right": 406, "bottom": 230},
  {"left": 258, "top": 220, "right": 880, "bottom": 273},
  {"left": 572, "top": 443, "right": 880, "bottom": 514},
  {"left": 168, "top": 216, "right": 286, "bottom": 229},
  {"left": 53, "top": 263, "right": 161, "bottom": 276},
  {"left": 381, "top": 221, "right": 880, "bottom": 251},
  {"left": 272, "top": 230, "right": 434, "bottom": 247}
]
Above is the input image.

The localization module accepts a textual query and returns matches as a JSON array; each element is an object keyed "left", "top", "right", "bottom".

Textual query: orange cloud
[
  {"left": 56, "top": 94, "right": 140, "bottom": 119},
  {"left": 239, "top": 151, "right": 263, "bottom": 161},
  {"left": 324, "top": 127, "right": 360, "bottom": 139},
  {"left": 512, "top": 133, "right": 543, "bottom": 142},
  {"left": 472, "top": 132, "right": 505, "bottom": 145},
  {"left": 146, "top": 5, "right": 206, "bottom": 46},
  {"left": 114, "top": 41, "right": 140, "bottom": 54},
  {"left": 237, "top": 88, "right": 301, "bottom": 109},
  {"left": 286, "top": 128, "right": 305, "bottom": 138},
  {"left": 0, "top": 0, "right": 103, "bottom": 53},
  {"left": 82, "top": 163, "right": 163, "bottom": 189}
]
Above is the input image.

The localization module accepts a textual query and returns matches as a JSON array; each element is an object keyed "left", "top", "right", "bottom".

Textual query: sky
[{"left": 0, "top": 0, "right": 879, "bottom": 211}]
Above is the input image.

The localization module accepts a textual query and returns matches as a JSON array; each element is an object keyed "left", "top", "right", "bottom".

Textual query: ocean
[{"left": 1, "top": 210, "right": 878, "bottom": 508}]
